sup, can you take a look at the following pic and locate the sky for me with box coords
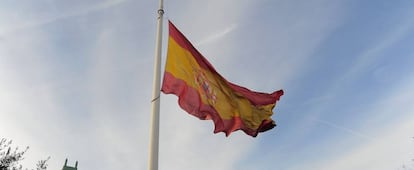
[1,0,414,169]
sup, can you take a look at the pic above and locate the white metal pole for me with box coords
[148,0,163,169]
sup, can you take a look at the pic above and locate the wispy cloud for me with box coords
[337,16,414,84]
[306,75,414,170]
[0,0,127,37]
[2,1,413,170]
[317,116,414,170]
[303,13,414,128]
[196,24,237,46]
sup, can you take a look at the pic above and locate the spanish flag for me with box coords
[162,21,284,137]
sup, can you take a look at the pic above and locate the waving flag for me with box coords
[161,21,284,137]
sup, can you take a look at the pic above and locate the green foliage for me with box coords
[0,138,48,170]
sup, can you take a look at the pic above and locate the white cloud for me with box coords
[0,27,72,169]
[0,1,142,169]
[2,1,412,170]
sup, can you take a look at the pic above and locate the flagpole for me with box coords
[148,0,163,169]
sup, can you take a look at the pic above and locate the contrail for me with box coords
[314,118,373,141]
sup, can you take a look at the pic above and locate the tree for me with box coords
[399,137,414,170]
[0,138,48,170]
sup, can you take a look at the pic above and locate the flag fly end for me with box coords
[162,21,284,137]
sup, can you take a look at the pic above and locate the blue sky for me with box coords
[1,0,414,169]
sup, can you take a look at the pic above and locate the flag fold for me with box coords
[161,21,284,137]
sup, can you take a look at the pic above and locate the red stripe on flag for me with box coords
[162,72,276,137]
[168,21,283,106]
[228,82,284,106]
